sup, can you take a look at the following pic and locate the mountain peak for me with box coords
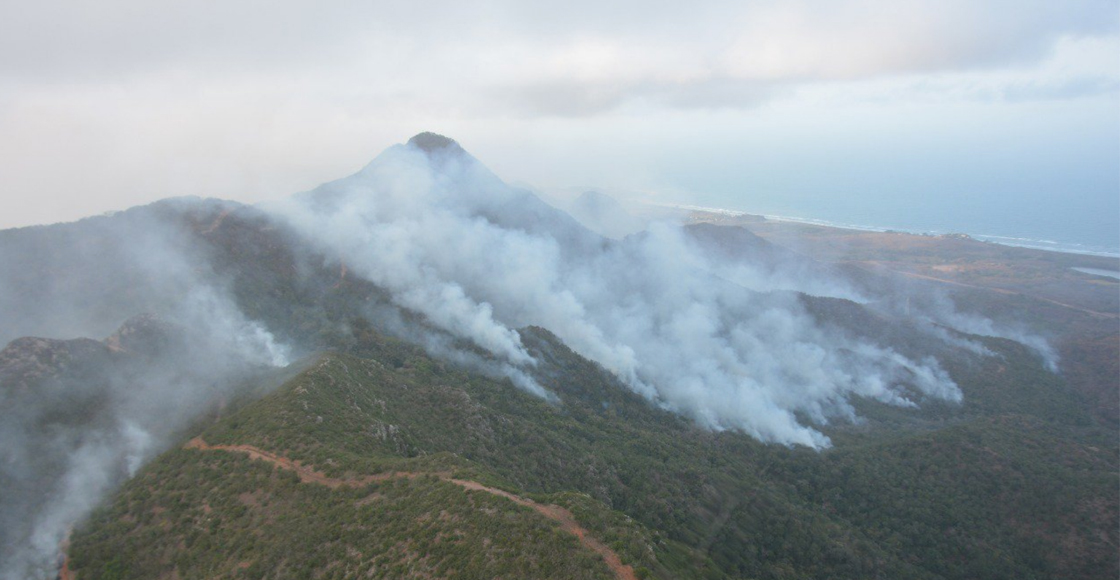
[407,132,462,154]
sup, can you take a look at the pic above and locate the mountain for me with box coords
[299,132,604,256]
[0,133,1116,579]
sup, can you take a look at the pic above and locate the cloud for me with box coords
[0,0,1115,236]
[2,0,1115,101]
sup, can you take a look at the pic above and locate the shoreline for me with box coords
[651,202,1120,260]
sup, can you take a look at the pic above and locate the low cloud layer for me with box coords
[2,0,1114,93]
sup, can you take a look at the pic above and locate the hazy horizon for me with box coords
[0,1,1116,251]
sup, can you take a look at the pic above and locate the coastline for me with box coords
[649,201,1120,260]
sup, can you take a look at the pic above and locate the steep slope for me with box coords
[0,335,121,575]
[68,348,688,579]
[70,320,1117,580]
[75,445,625,579]
[0,314,296,579]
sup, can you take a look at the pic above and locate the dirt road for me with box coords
[185,438,638,580]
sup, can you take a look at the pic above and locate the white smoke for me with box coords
[900,290,1059,372]
[1,133,1058,577]
[177,284,292,369]
[274,136,963,449]
[0,204,290,580]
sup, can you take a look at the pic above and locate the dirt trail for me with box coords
[450,479,637,580]
[185,438,637,580]
[184,438,429,488]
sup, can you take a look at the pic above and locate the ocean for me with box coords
[661,201,1120,259]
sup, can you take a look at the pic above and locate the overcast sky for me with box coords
[0,0,1117,244]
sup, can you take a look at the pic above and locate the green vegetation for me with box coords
[73,449,614,579]
[70,318,1118,579]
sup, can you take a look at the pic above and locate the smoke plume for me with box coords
[0,132,1059,577]
[0,205,289,580]
[274,134,964,449]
